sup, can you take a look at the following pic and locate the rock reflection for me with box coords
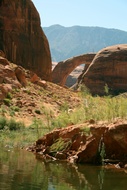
[0,147,127,190]
[36,154,127,190]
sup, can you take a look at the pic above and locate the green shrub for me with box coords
[4,98,11,106]
[60,102,69,112]
[81,126,91,136]
[7,119,24,131]
[35,109,41,114]
[9,106,20,116]
[79,84,91,96]
[50,138,71,154]
[51,112,71,128]
[0,117,7,130]
[0,106,7,116]
[6,92,12,99]
[11,106,20,112]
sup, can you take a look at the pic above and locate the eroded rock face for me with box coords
[103,123,127,160]
[0,0,52,81]
[28,120,127,165]
[52,53,95,86]
[0,55,48,100]
[78,44,127,95]
[0,56,21,99]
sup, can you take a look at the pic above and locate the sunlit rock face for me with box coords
[29,120,127,164]
[78,44,127,95]
[0,0,52,81]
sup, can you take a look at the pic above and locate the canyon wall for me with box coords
[0,0,52,81]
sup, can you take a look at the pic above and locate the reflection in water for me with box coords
[0,146,127,190]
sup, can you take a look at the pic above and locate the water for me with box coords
[0,146,127,190]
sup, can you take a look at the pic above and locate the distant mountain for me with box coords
[43,25,127,62]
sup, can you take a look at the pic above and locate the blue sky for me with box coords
[32,0,127,31]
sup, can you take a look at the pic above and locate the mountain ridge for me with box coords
[43,25,127,62]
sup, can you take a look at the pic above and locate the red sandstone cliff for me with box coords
[78,44,127,95]
[0,0,52,81]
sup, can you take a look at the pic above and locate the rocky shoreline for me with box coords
[27,119,127,169]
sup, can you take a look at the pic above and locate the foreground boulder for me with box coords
[28,120,127,165]
[0,0,52,81]
[78,44,127,95]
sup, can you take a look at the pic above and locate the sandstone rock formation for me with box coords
[0,56,21,100]
[28,119,127,165]
[0,0,52,81]
[52,53,95,86]
[15,66,27,87]
[78,44,127,95]
[0,54,48,100]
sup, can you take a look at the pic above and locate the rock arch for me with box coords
[78,44,127,95]
[52,53,95,86]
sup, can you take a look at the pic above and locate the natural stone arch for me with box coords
[78,44,127,95]
[52,53,95,86]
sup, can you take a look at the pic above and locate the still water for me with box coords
[0,146,127,190]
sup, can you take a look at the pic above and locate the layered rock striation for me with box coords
[0,0,52,81]
[78,44,127,95]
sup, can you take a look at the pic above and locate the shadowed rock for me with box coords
[0,0,52,81]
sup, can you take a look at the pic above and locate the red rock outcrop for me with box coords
[0,56,21,100]
[52,53,95,86]
[78,44,127,95]
[0,53,49,100]
[15,66,27,87]
[0,0,52,81]
[28,120,127,165]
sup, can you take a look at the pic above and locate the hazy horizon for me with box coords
[43,24,127,32]
[32,0,127,32]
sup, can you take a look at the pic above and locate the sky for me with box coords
[32,0,127,32]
